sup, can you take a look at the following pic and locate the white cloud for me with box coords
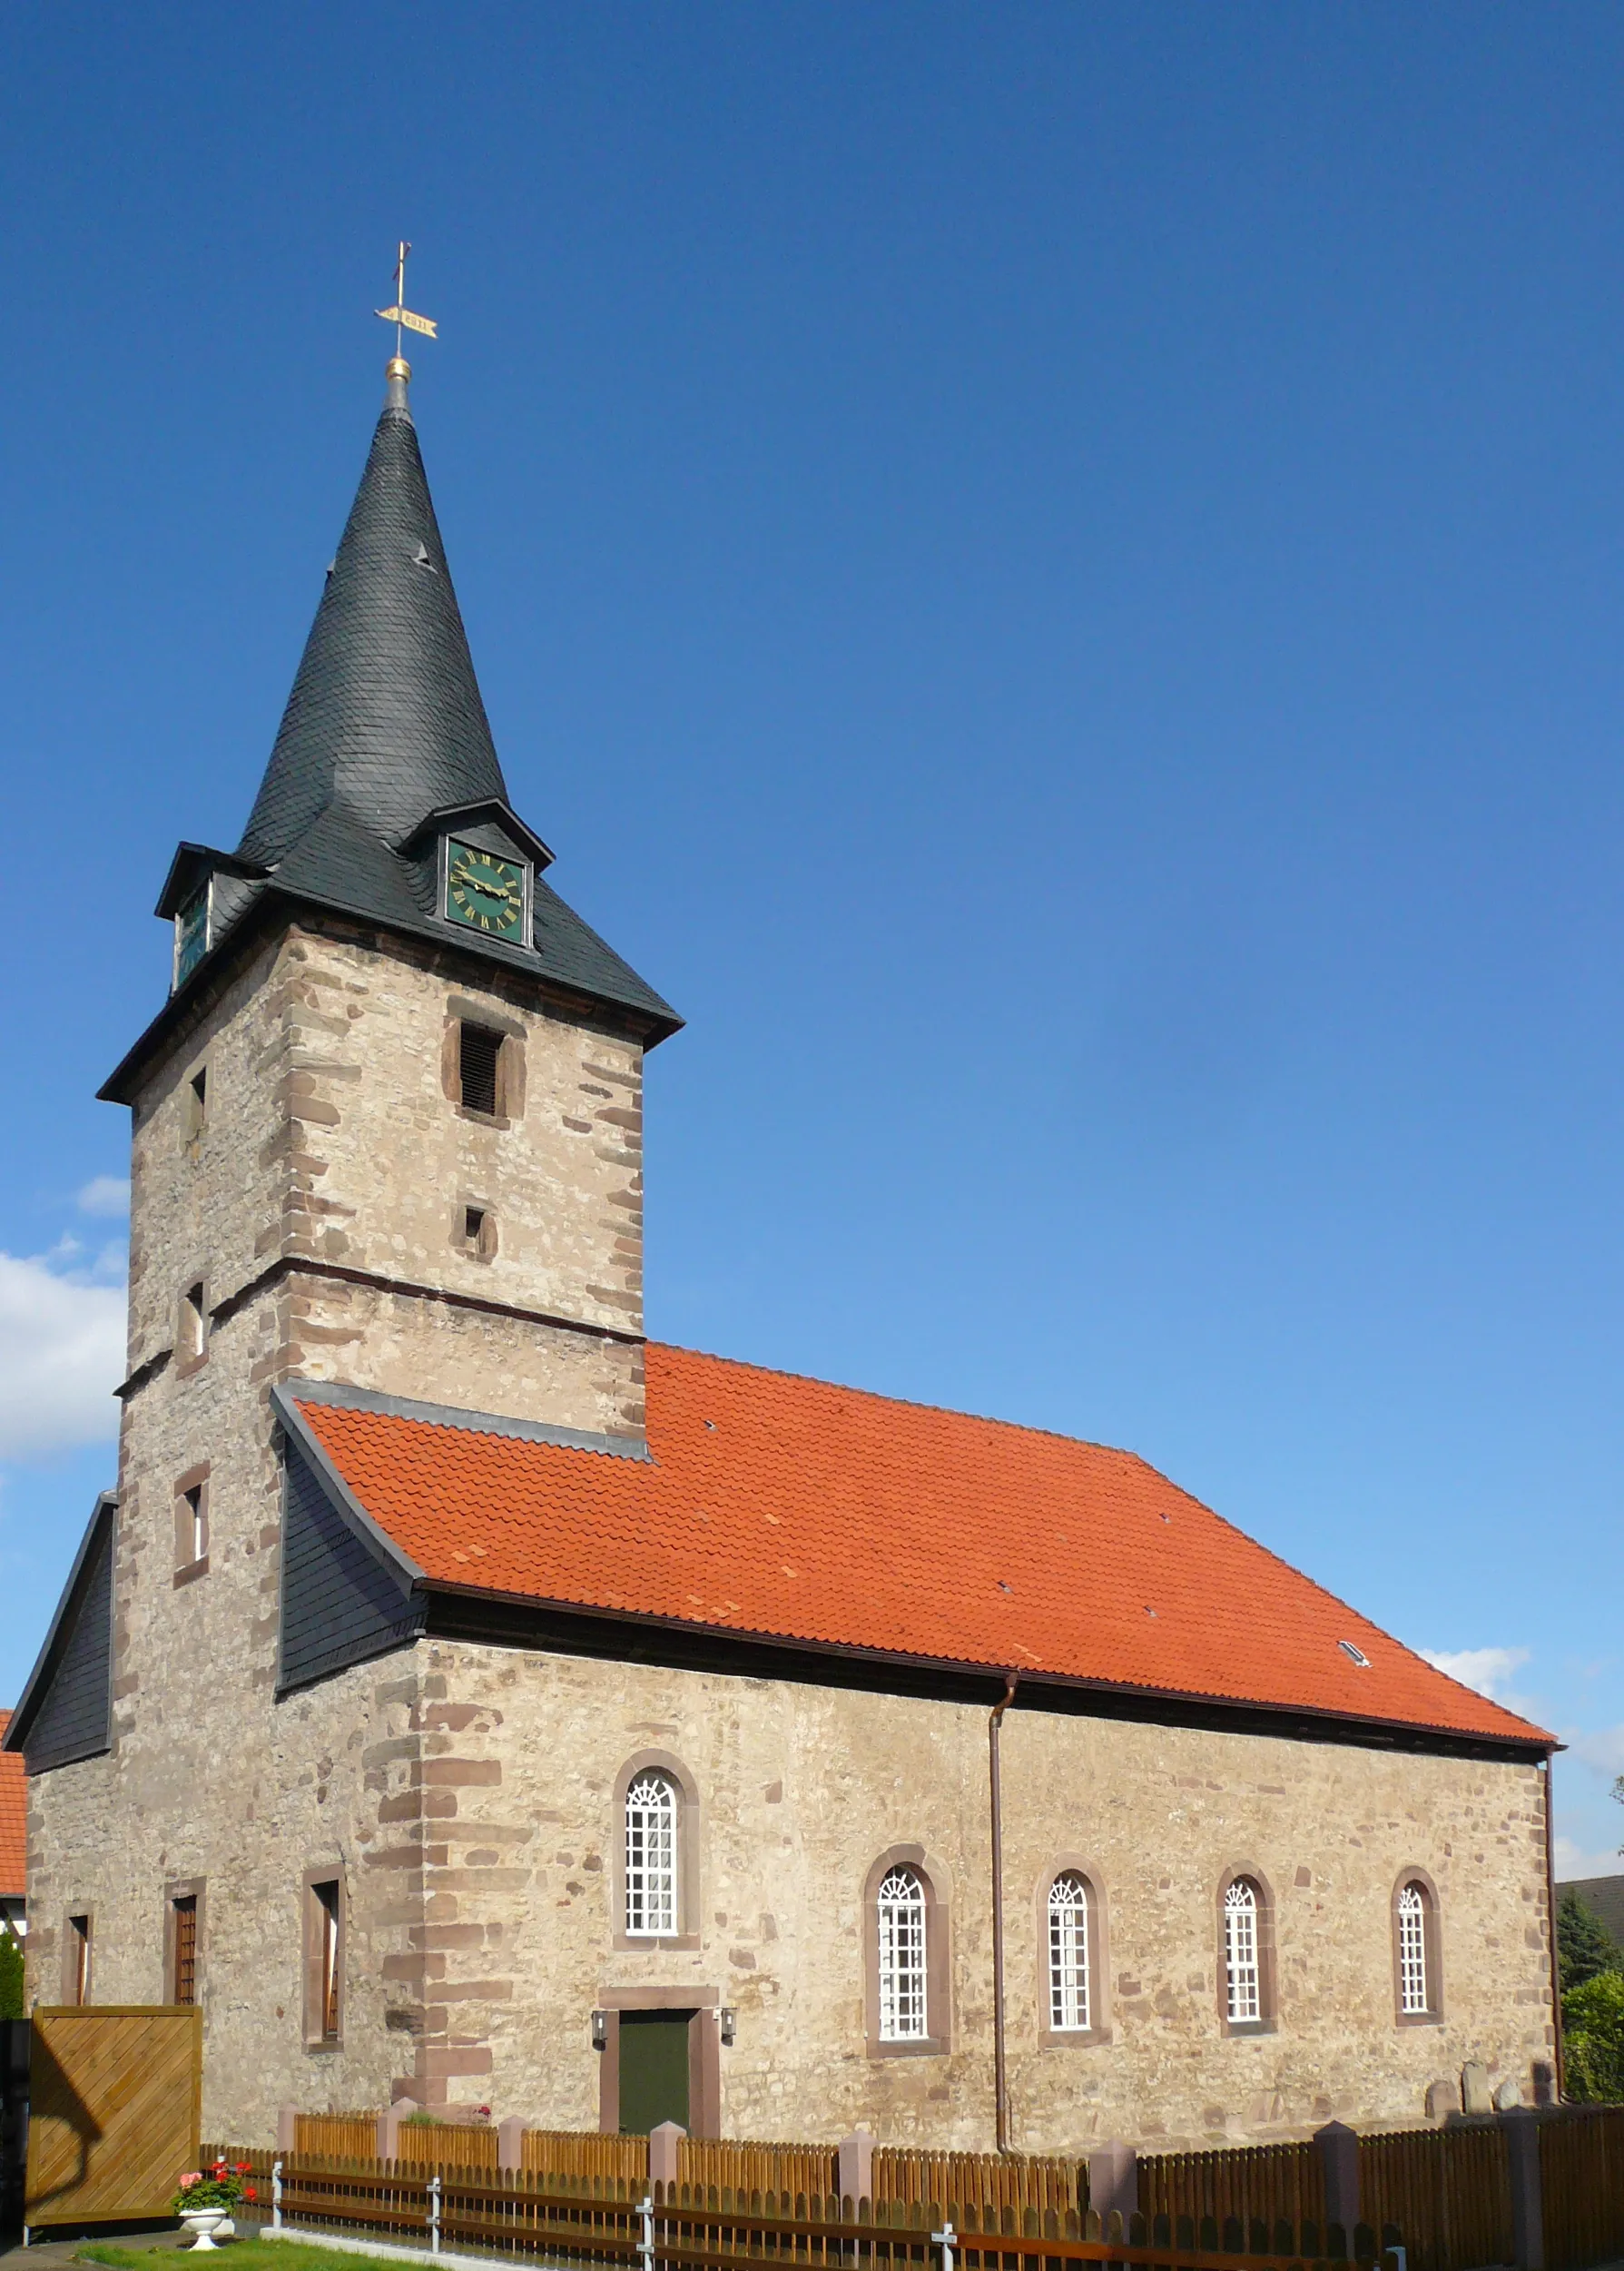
[0,1252,124,1457]
[1566,1725,1624,1779]
[76,1176,130,1219]
[1555,1835,1624,1882]
[1419,1644,1532,1703]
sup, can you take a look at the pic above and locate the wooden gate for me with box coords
[25,2004,202,2229]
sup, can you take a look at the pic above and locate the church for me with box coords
[8,341,1557,2155]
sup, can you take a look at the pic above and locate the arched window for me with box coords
[877,1866,928,2041]
[1393,1872,1441,2023]
[1397,1883,1428,2014]
[624,1771,676,1937]
[1224,1878,1261,2024]
[1048,1871,1090,2031]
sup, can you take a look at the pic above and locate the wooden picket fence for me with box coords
[219,2148,1393,2271]
[236,2102,1624,2271]
[292,2112,379,2160]
[1359,2120,1513,2271]
[873,2148,1084,2218]
[265,2128,1087,2218]
[1539,2104,1624,2271]
[1139,2145,1324,2236]
[524,2128,650,2186]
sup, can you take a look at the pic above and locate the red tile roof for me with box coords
[0,1713,25,1897]
[294,1345,1549,1749]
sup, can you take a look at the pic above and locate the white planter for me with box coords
[181,2207,230,2250]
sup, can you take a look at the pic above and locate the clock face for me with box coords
[445,838,527,941]
[174,885,210,989]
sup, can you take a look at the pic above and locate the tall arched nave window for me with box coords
[876,1866,928,2040]
[1224,1877,1262,2024]
[624,1770,677,1937]
[1048,1871,1091,2031]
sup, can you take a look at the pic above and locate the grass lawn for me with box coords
[80,2243,424,2271]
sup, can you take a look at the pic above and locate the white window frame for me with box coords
[1398,1881,1429,2015]
[1224,1878,1261,2024]
[877,1866,928,2041]
[625,1771,677,1937]
[1048,1871,1091,2031]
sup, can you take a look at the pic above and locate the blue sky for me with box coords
[2,3,1621,1871]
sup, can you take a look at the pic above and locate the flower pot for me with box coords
[181,2207,230,2249]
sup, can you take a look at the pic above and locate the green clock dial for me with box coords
[445,838,527,941]
[174,885,210,989]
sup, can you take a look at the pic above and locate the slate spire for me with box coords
[236,363,509,865]
[102,356,679,1107]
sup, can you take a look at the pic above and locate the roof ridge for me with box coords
[647,1339,1144,1462]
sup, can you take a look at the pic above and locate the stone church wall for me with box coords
[30,1614,1545,2150]
[403,1642,1551,2152]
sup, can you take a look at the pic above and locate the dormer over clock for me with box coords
[396,799,553,952]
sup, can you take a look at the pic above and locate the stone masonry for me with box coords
[27,1624,1553,2150]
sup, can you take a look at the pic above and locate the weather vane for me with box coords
[376,241,438,360]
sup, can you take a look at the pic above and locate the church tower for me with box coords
[8,349,680,2112]
[103,351,678,1459]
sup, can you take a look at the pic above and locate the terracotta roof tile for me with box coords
[294,1345,1548,1749]
[0,1713,25,1898]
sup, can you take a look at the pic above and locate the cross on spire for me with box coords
[375,240,438,364]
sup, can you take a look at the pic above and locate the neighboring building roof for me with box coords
[0,1714,25,1898]
[1558,1873,1624,1946]
[286,1344,1550,1752]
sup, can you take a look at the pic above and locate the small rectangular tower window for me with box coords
[184,1065,208,1146]
[457,1204,497,1260]
[65,1913,91,2005]
[184,1486,205,1563]
[458,1022,503,1117]
[171,1893,198,2005]
[173,1467,210,1582]
[179,1281,208,1370]
[304,1873,344,2047]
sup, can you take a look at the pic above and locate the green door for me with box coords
[617,2009,692,2136]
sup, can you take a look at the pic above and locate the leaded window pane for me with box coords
[1398,1883,1429,2014]
[1048,1871,1090,2031]
[877,1867,928,2041]
[1224,1879,1260,2024]
[625,1772,677,1936]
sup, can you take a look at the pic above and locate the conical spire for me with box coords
[237,374,508,865]
[101,360,680,1108]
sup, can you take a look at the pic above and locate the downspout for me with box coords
[1544,1747,1565,2100]
[989,1671,1019,2155]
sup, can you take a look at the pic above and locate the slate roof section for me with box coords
[290,1344,1551,1751]
[238,397,508,864]
[0,1715,23,1899]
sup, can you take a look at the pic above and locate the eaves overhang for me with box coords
[412,1573,1558,1767]
[5,1492,117,1753]
[99,871,683,1105]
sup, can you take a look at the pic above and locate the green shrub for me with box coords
[1564,1970,1624,2102]
[1559,1890,1621,1996]
[0,1926,22,2021]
